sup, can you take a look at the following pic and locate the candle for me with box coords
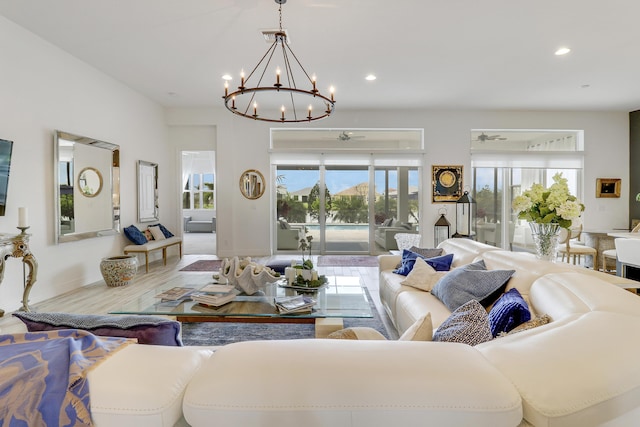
[231,95,236,109]
[240,70,245,88]
[281,105,285,120]
[224,81,228,96]
[18,207,28,228]
[311,74,317,91]
[330,86,335,102]
[276,67,281,85]
[253,102,257,116]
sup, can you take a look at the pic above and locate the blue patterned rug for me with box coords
[181,289,390,345]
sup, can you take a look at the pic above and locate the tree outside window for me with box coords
[183,173,215,210]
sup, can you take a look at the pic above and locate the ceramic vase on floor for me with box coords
[100,255,138,287]
[529,222,561,262]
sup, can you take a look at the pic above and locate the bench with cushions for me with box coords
[122,224,182,273]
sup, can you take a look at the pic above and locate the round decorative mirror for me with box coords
[78,167,103,197]
[239,169,265,200]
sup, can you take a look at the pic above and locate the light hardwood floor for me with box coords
[0,253,399,339]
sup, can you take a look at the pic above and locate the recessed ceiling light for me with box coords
[365,74,377,81]
[555,47,571,56]
[222,74,233,80]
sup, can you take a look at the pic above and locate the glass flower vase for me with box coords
[529,222,561,262]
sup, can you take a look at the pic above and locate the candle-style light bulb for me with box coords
[253,102,258,116]
[240,70,245,88]
[311,74,317,92]
[231,95,236,109]
[307,104,312,120]
[330,86,335,102]
[224,81,229,97]
[276,67,281,86]
[281,105,285,120]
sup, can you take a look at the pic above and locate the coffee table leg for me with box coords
[315,318,343,338]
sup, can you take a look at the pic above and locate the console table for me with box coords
[0,231,38,316]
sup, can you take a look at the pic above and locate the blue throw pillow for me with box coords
[149,223,174,238]
[123,225,147,245]
[488,288,531,337]
[431,266,515,312]
[393,250,453,276]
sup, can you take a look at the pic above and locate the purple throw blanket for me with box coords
[0,329,133,426]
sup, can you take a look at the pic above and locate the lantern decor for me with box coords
[434,207,451,247]
[452,190,477,239]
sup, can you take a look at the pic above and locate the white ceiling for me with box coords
[2,0,640,112]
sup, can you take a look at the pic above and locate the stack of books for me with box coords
[191,284,238,307]
[274,295,316,314]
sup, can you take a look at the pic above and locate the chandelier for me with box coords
[222,0,336,123]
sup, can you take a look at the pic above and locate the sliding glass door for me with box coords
[275,164,420,255]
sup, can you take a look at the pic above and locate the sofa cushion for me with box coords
[89,344,213,427]
[12,312,183,346]
[123,224,147,245]
[400,257,447,292]
[398,313,433,341]
[393,249,453,276]
[432,300,493,346]
[488,288,531,337]
[431,265,515,311]
[499,314,551,337]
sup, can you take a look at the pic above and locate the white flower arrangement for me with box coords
[512,173,585,229]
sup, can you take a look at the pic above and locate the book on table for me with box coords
[154,287,196,301]
[191,292,236,307]
[274,295,316,314]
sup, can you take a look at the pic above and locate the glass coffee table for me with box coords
[110,274,373,337]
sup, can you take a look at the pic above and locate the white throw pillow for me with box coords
[400,257,446,291]
[148,226,166,241]
[398,313,433,341]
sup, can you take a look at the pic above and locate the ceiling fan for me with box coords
[324,131,366,141]
[473,132,507,142]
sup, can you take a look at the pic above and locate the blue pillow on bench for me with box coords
[13,312,183,346]
[124,225,148,245]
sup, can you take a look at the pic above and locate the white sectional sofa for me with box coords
[77,238,640,426]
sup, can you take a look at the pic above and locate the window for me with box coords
[471,130,583,250]
[183,173,215,210]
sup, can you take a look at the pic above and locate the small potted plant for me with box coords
[284,233,328,289]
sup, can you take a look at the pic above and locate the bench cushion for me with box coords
[124,225,147,245]
[124,236,182,252]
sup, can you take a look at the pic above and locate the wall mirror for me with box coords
[239,169,265,199]
[55,130,120,243]
[78,167,103,197]
[137,160,159,222]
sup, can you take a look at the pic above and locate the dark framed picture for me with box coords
[432,165,463,202]
[596,178,621,198]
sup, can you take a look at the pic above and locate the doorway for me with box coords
[181,150,216,255]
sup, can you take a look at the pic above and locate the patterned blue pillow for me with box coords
[123,225,147,245]
[488,288,531,337]
[431,267,515,311]
[393,250,453,276]
[149,223,174,238]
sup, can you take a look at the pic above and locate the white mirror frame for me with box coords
[137,160,159,222]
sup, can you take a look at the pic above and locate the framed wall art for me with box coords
[596,178,621,198]
[432,165,463,202]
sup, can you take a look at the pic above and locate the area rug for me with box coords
[179,259,223,272]
[317,255,378,267]
[181,289,390,346]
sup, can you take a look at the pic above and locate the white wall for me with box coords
[0,16,171,312]
[167,108,629,255]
